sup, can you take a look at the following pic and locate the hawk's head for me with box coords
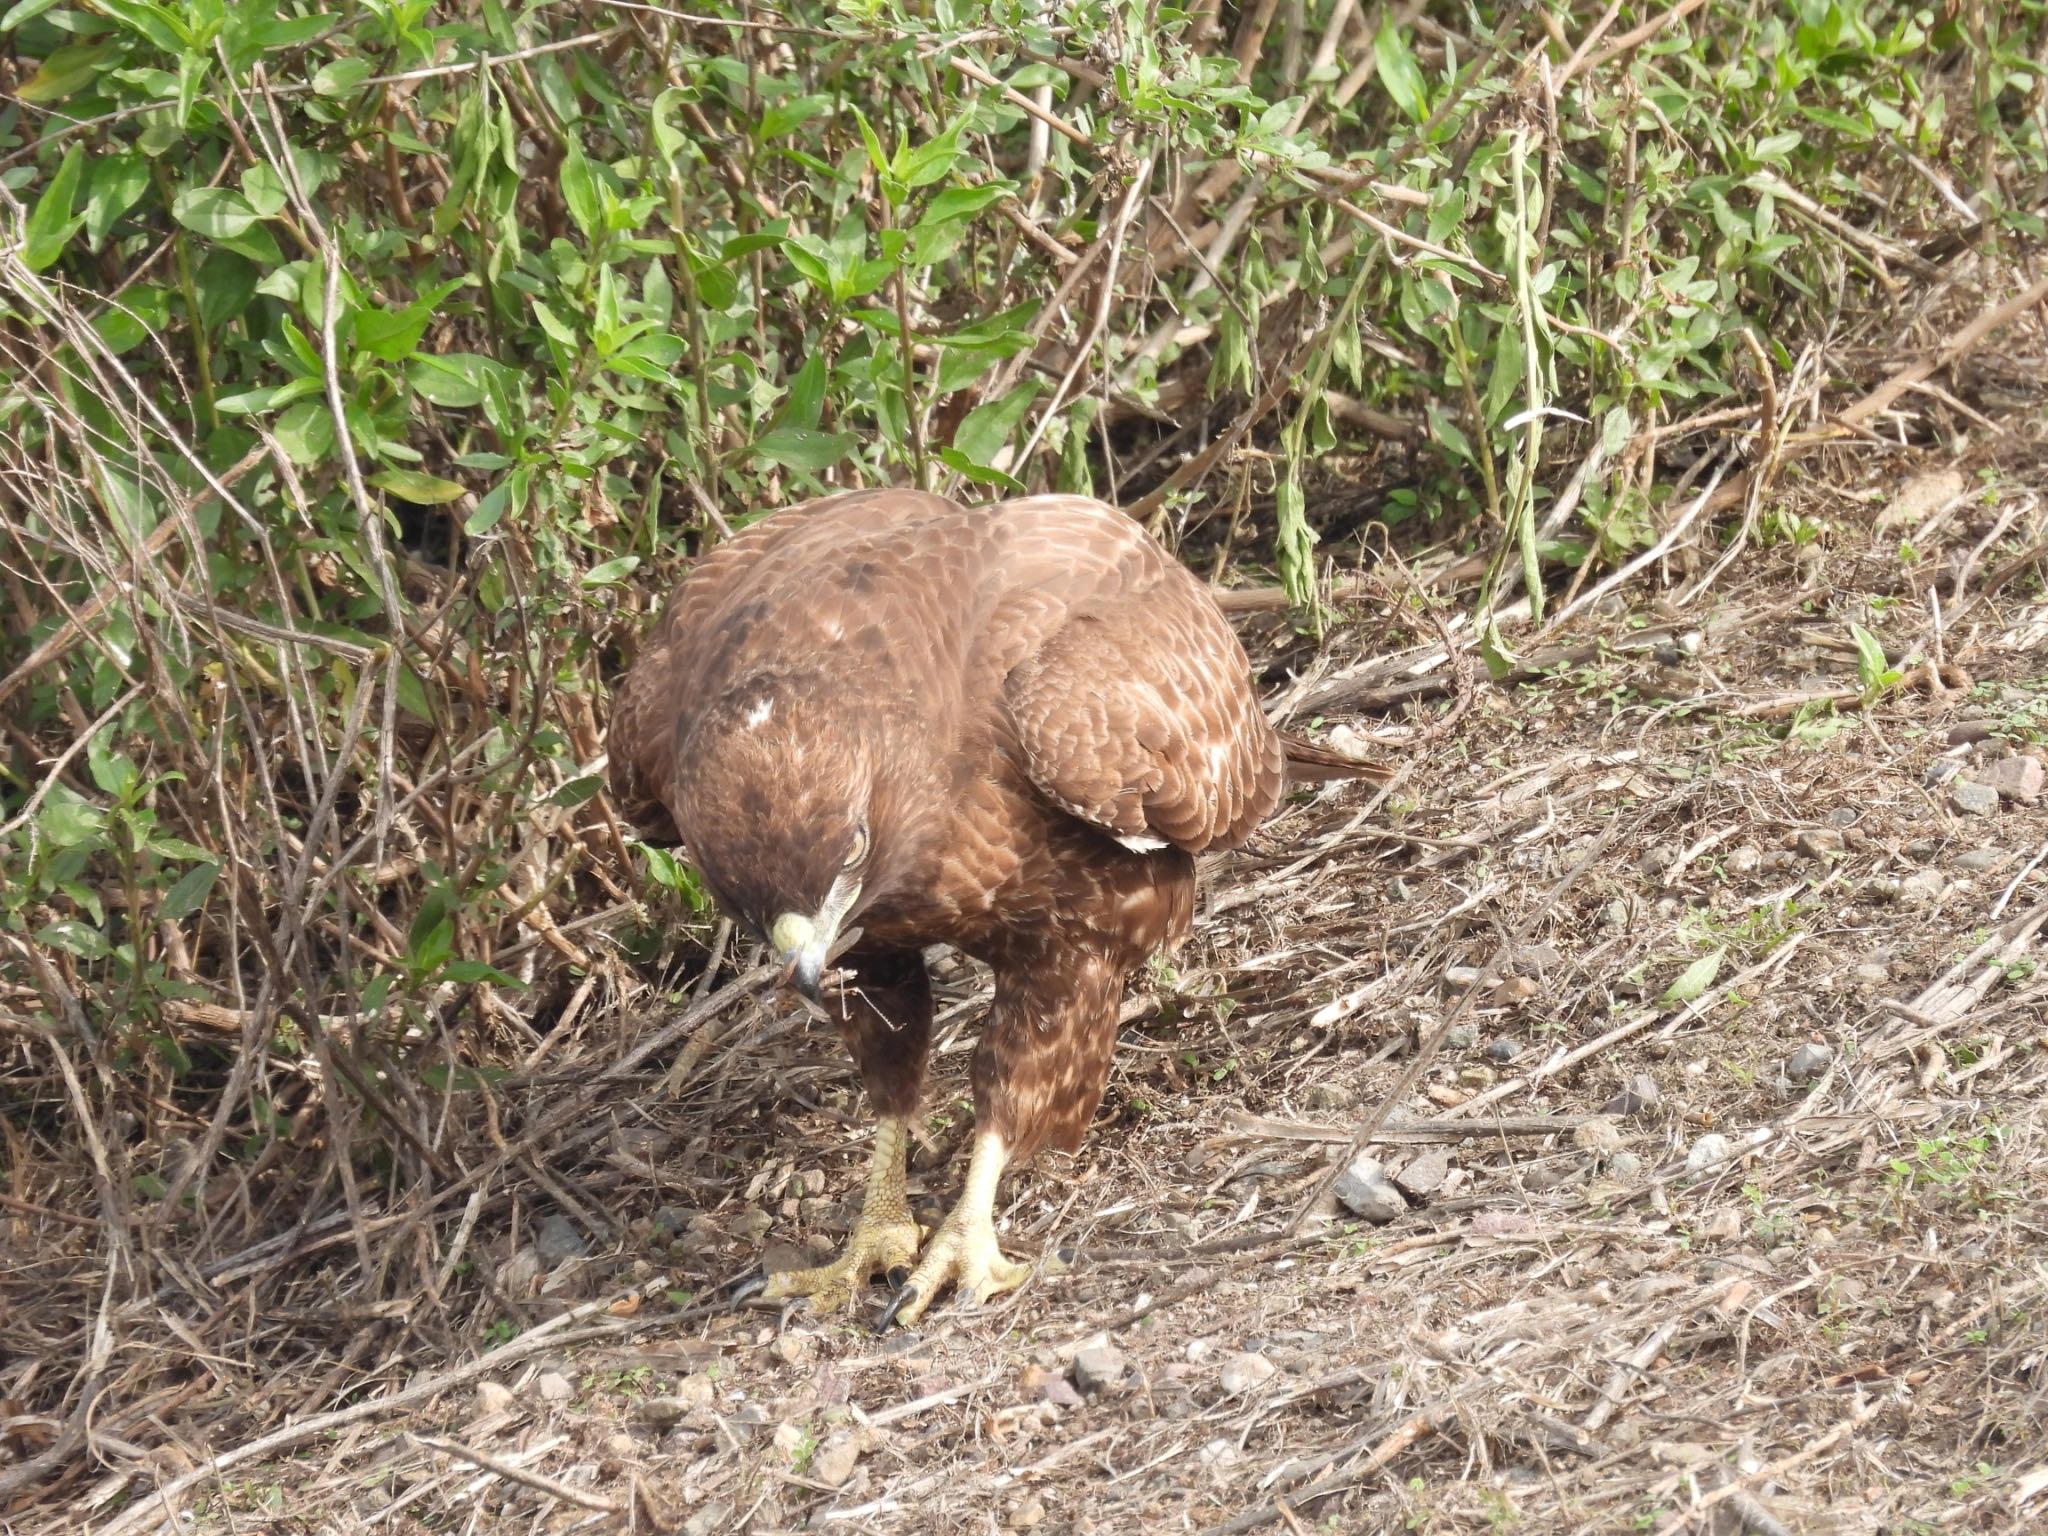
[673,670,904,1000]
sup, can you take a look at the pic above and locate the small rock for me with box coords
[1444,1022,1479,1052]
[1010,1493,1048,1527]
[535,1213,587,1264]
[1699,1207,1742,1243]
[1070,1336,1126,1395]
[1522,1160,1577,1192]
[1457,1065,1496,1088]
[1955,846,2009,873]
[650,1205,694,1238]
[1333,1155,1408,1224]
[1899,869,1945,906]
[1485,1038,1522,1064]
[1599,898,1631,932]
[1640,844,1681,881]
[1973,754,2044,803]
[497,1246,543,1298]
[730,1207,773,1241]
[1574,1117,1624,1157]
[473,1380,515,1417]
[771,1422,808,1458]
[1219,1352,1278,1395]
[1795,828,1844,860]
[770,1332,815,1367]
[1601,1073,1662,1117]
[1947,718,2000,746]
[1608,1151,1644,1180]
[1726,846,1761,877]
[1904,837,1940,861]
[1826,806,1861,828]
[1685,1133,1733,1179]
[1393,1147,1452,1198]
[682,1502,733,1536]
[812,1432,863,1488]
[1507,943,1565,976]
[1303,1081,1352,1112]
[1785,1042,1833,1082]
[1443,966,1484,991]
[535,1371,576,1405]
[1387,877,1415,903]
[1925,758,1962,789]
[1493,975,1539,1004]
[1949,779,2000,817]
[635,1395,694,1427]
[1851,962,1891,988]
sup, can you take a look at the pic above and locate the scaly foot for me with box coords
[762,1116,921,1314]
[881,1131,1028,1327]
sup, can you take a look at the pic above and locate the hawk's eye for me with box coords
[844,822,870,868]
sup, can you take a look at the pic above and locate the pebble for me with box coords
[1607,1151,1644,1180]
[1685,1133,1733,1178]
[1220,1352,1278,1395]
[1010,1494,1048,1527]
[1334,1154,1408,1224]
[812,1433,863,1488]
[1388,877,1415,903]
[1955,847,2009,873]
[1785,1042,1834,1082]
[1726,846,1761,877]
[1949,779,2000,817]
[730,1207,773,1241]
[1826,806,1861,828]
[1974,754,2044,802]
[1640,844,1680,881]
[1070,1337,1127,1394]
[1851,962,1891,988]
[1485,1038,1522,1064]
[474,1380,515,1417]
[1444,1022,1479,1051]
[1794,828,1844,860]
[1303,1081,1351,1112]
[1904,837,1940,861]
[1948,718,2000,746]
[650,1205,694,1238]
[1599,898,1631,931]
[1393,1146,1452,1198]
[1457,1065,1496,1088]
[770,1332,815,1367]
[1507,943,1565,976]
[1699,1207,1742,1243]
[1601,1073,1661,1117]
[1443,966,1484,991]
[535,1371,576,1405]
[682,1502,733,1536]
[1899,869,1945,906]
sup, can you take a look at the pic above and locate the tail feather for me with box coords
[1279,732,1392,784]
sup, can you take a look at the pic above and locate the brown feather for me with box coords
[607,491,1372,1161]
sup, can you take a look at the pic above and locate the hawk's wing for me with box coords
[1003,573,1285,855]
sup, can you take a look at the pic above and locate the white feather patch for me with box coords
[744,698,773,728]
[1115,833,1169,853]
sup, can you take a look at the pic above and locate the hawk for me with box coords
[609,491,1374,1325]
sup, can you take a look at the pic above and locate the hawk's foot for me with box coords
[880,1131,1026,1328]
[761,1116,919,1314]
[761,1212,922,1313]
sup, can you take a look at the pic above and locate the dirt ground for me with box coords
[20,441,2048,1536]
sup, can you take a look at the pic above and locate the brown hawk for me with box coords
[609,491,1375,1325]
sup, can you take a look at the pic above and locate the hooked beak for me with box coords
[771,910,836,1002]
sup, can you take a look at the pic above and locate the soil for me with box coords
[11,446,2048,1535]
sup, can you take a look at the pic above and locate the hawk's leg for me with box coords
[762,1115,922,1311]
[880,1130,1028,1328]
[764,947,932,1313]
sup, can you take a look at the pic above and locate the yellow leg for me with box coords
[762,1117,922,1313]
[882,1131,1030,1327]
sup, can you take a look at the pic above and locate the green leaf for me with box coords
[441,960,524,986]
[921,182,1014,225]
[273,398,336,465]
[582,555,641,588]
[1847,622,1899,698]
[171,186,259,239]
[37,920,109,960]
[752,426,855,473]
[650,85,692,165]
[779,350,827,432]
[1662,948,1725,1006]
[547,773,604,808]
[951,380,1040,468]
[371,468,467,504]
[23,144,87,272]
[95,0,189,52]
[560,139,601,241]
[1374,21,1428,121]
[38,786,107,849]
[158,861,220,922]
[408,352,498,408]
[239,162,290,217]
[85,152,150,248]
[312,56,370,97]
[15,43,116,103]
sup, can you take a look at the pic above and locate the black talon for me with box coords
[723,1270,769,1307]
[884,1264,912,1290]
[876,1283,920,1332]
[1056,1246,1078,1266]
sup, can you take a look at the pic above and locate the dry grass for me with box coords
[8,404,2048,1531]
